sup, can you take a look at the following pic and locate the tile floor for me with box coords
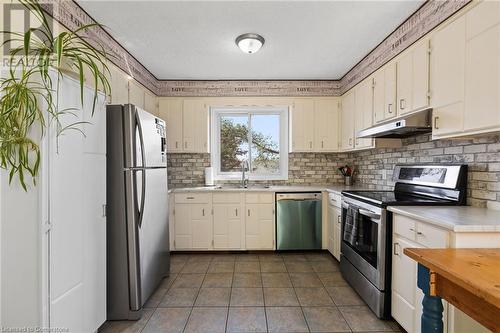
[100,252,402,333]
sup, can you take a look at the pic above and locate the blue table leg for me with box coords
[417,264,444,333]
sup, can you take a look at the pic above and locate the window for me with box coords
[211,107,289,180]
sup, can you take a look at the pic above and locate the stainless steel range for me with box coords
[340,164,468,319]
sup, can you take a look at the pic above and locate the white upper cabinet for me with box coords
[128,81,145,109]
[290,98,340,152]
[354,78,374,149]
[341,90,355,151]
[373,62,398,123]
[144,91,157,116]
[397,38,430,115]
[158,98,184,152]
[464,1,500,133]
[314,99,340,151]
[182,99,209,153]
[430,15,466,137]
[109,66,129,105]
[291,99,315,151]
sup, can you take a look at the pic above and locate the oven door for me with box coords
[341,197,387,290]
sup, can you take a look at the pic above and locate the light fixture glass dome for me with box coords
[236,33,265,54]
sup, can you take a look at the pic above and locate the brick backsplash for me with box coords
[167,134,500,209]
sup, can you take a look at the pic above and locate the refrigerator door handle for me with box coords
[135,112,147,228]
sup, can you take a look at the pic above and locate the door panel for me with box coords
[384,63,397,120]
[413,39,430,111]
[174,204,192,249]
[158,99,183,152]
[397,52,413,115]
[314,99,339,151]
[341,91,355,150]
[291,99,314,151]
[138,168,169,305]
[213,204,242,249]
[373,69,385,123]
[183,99,208,152]
[192,204,212,249]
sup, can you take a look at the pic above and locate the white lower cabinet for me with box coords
[171,191,275,251]
[391,213,491,333]
[327,192,341,261]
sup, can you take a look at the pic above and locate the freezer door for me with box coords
[135,107,166,168]
[136,167,170,305]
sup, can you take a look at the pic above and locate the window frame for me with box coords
[210,106,289,181]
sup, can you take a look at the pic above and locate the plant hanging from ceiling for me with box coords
[0,0,111,190]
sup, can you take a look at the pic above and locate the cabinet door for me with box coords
[128,81,145,109]
[430,16,466,137]
[373,69,385,124]
[109,66,129,105]
[341,91,355,150]
[333,208,341,261]
[464,2,500,133]
[354,79,373,149]
[327,206,336,255]
[191,204,213,249]
[183,99,209,153]
[384,62,397,120]
[291,99,314,151]
[245,204,274,250]
[174,204,192,249]
[144,91,157,116]
[397,51,413,115]
[158,99,183,152]
[213,204,242,249]
[412,39,430,111]
[391,235,417,333]
[314,99,340,151]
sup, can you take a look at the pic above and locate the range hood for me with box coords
[357,109,432,138]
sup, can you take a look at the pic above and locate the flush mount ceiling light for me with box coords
[235,33,265,54]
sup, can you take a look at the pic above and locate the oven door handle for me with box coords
[358,208,381,221]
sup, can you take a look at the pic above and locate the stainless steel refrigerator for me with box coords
[106,104,170,320]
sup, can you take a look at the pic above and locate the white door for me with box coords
[384,63,397,120]
[373,69,385,124]
[327,206,335,255]
[245,204,274,250]
[341,91,355,150]
[291,99,314,151]
[191,204,213,249]
[174,204,192,249]
[213,204,242,249]
[183,99,208,152]
[314,99,340,151]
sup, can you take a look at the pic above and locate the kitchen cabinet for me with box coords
[391,213,492,333]
[396,38,430,115]
[182,99,209,153]
[128,80,145,109]
[245,193,275,250]
[174,193,213,250]
[354,78,374,149]
[327,192,341,261]
[430,15,466,137]
[291,98,340,152]
[373,62,398,124]
[144,90,157,116]
[158,98,184,152]
[341,90,355,150]
[314,99,340,151]
[291,99,315,151]
[464,1,500,133]
[213,193,244,249]
[109,66,129,104]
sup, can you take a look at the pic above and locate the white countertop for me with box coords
[170,184,371,195]
[388,206,500,232]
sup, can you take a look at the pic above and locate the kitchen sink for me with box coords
[214,184,271,190]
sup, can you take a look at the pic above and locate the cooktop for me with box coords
[342,190,456,207]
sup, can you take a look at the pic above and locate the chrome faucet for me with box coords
[241,160,249,188]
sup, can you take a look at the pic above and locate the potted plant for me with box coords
[0,0,111,190]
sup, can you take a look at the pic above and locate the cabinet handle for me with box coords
[202,208,205,216]
[393,242,400,256]
[356,138,359,146]
[349,138,352,146]
[337,215,341,224]
[309,141,312,149]
[321,141,324,148]
[175,141,178,149]
[434,116,440,130]
[248,209,250,217]
[186,196,194,200]
[235,208,238,216]
[388,103,393,114]
[399,98,406,110]
[102,204,107,217]
[184,141,187,149]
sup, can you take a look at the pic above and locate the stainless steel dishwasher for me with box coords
[276,192,322,250]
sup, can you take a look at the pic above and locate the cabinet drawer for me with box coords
[393,214,417,241]
[213,193,242,204]
[328,193,341,208]
[175,193,211,204]
[416,222,448,248]
[245,192,274,204]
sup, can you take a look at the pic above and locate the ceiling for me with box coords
[77,1,424,80]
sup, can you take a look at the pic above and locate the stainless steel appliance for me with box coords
[276,192,322,250]
[357,109,432,138]
[340,164,467,319]
[106,104,170,320]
